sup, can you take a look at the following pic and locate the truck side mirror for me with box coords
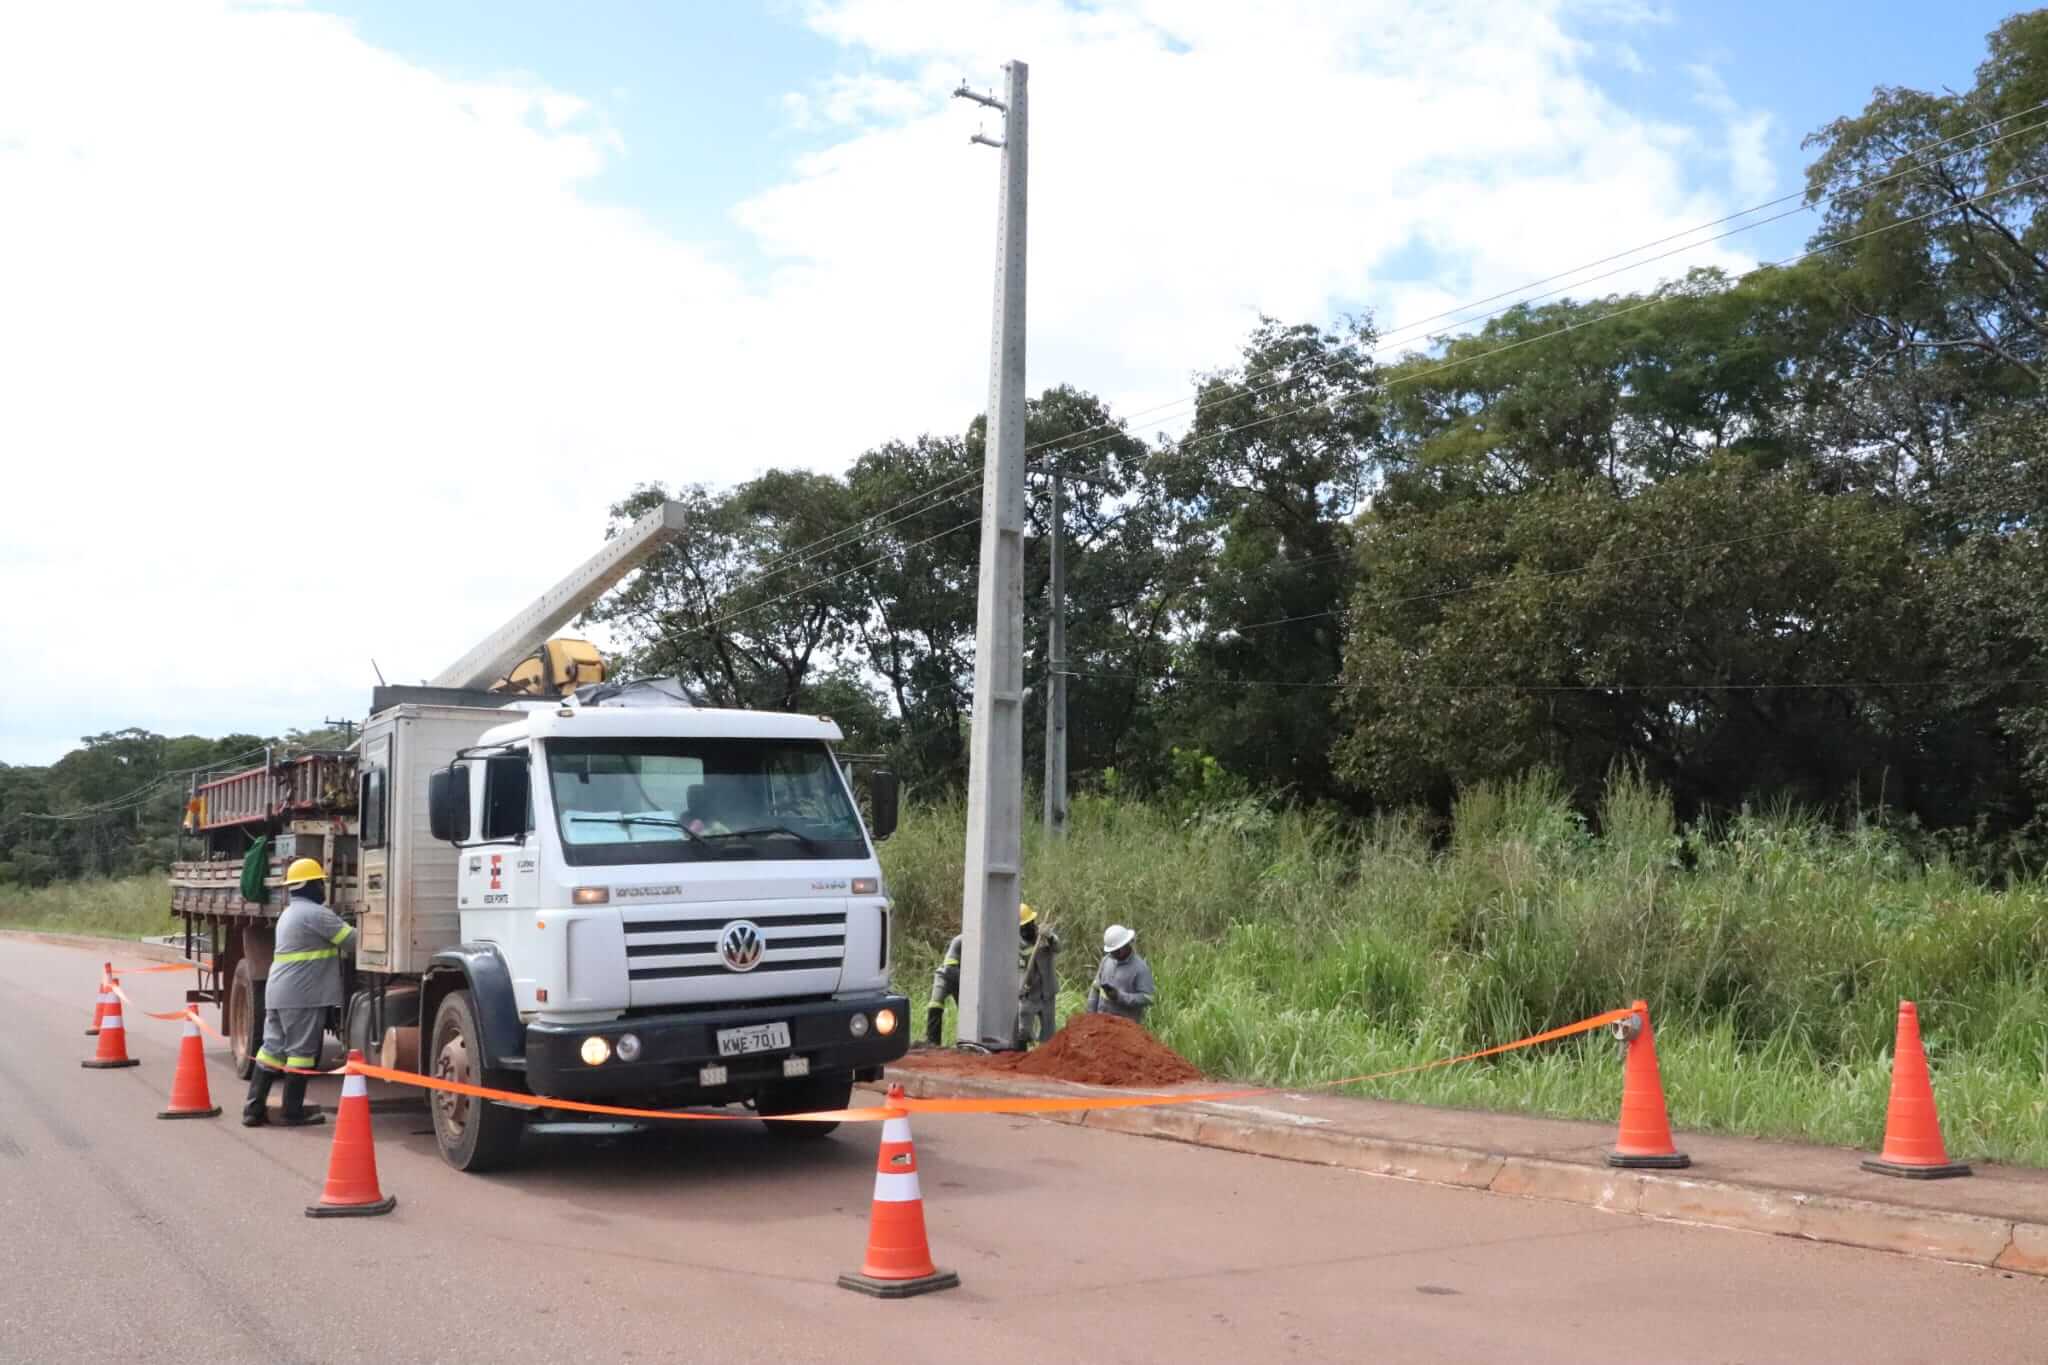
[428,766,470,844]
[867,769,899,842]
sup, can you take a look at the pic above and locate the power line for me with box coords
[673,145,2046,649]
[1055,670,2048,694]
[16,745,271,824]
[702,166,2048,639]
[1016,102,2048,470]
[1222,525,1827,635]
[699,105,2048,605]
[695,516,982,634]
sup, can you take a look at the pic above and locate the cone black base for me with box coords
[82,1058,140,1070]
[1608,1151,1690,1169]
[837,1268,959,1298]
[159,1106,222,1120]
[306,1195,397,1219]
[85,1028,100,1036]
[1861,1157,1971,1180]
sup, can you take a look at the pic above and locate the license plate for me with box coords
[717,1022,791,1057]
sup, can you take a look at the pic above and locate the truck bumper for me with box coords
[525,993,910,1103]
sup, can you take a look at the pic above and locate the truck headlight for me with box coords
[849,1013,870,1038]
[580,1036,610,1066]
[616,1032,642,1062]
[874,1008,897,1036]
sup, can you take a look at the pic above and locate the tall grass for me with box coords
[883,768,2048,1164]
[0,876,178,939]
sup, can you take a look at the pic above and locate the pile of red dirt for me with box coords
[895,1013,1202,1088]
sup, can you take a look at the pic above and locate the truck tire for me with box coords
[227,959,264,1080]
[429,990,526,1173]
[758,1072,854,1139]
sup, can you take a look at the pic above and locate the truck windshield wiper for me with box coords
[701,823,824,852]
[569,812,717,851]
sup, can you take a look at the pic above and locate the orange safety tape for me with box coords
[108,984,343,1069]
[348,1061,901,1124]
[341,1006,1637,1126]
[104,981,1636,1126]
[109,961,212,975]
[893,1005,1638,1116]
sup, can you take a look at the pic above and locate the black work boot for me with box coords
[276,1072,326,1127]
[242,1066,275,1126]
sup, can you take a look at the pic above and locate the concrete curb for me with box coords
[1,930,191,965]
[885,1067,2045,1279]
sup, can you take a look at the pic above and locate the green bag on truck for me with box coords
[239,836,270,906]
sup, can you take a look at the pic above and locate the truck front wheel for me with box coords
[429,989,525,1172]
[758,1072,854,1139]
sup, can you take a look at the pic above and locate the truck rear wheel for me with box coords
[227,959,262,1080]
[430,989,525,1172]
[758,1073,854,1139]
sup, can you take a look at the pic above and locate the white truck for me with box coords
[170,502,909,1170]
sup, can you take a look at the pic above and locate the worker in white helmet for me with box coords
[1086,923,1155,1026]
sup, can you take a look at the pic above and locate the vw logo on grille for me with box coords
[720,921,764,972]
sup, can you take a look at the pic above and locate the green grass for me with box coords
[0,876,179,940]
[882,768,2048,1165]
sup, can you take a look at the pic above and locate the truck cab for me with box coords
[408,688,909,1169]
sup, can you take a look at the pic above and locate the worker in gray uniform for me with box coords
[1014,904,1059,1047]
[926,903,1047,1047]
[242,857,354,1127]
[1086,923,1156,1026]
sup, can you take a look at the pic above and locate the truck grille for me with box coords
[624,910,847,982]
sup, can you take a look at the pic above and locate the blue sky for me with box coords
[0,0,2030,765]
[330,0,2025,278]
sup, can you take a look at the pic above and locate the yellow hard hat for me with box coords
[1019,903,1037,926]
[284,857,326,887]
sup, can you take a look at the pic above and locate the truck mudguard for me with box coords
[427,944,526,1071]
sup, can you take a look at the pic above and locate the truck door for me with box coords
[357,733,391,966]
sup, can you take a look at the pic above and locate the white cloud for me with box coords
[0,0,1772,764]
[1688,61,1775,198]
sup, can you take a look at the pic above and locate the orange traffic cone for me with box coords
[306,1051,397,1218]
[1608,999,1688,1169]
[838,1085,959,1298]
[157,1012,222,1119]
[81,979,140,1069]
[86,965,113,1036]
[1862,1001,1970,1180]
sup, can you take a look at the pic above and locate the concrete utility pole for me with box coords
[1043,473,1068,838]
[954,61,1028,1048]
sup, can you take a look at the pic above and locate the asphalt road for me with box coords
[2,937,2041,1364]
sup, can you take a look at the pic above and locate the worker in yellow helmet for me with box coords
[1014,903,1059,1047]
[925,902,1053,1047]
[242,858,354,1127]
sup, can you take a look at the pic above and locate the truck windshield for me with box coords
[545,737,869,867]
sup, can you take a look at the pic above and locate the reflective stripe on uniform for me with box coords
[284,1055,318,1070]
[273,947,338,964]
[329,924,354,946]
[256,1049,286,1068]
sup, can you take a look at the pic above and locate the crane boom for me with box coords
[429,500,687,691]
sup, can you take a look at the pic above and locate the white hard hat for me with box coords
[1103,924,1135,953]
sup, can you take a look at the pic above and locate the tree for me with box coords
[1144,318,1382,801]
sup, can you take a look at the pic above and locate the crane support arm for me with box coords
[429,500,687,691]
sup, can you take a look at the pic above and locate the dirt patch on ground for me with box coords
[895,1013,1203,1088]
